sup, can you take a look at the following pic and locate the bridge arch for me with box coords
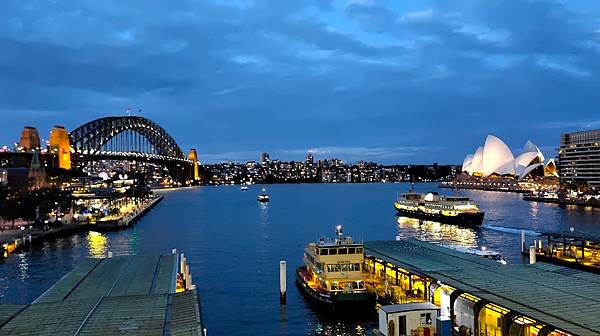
[69,116,186,160]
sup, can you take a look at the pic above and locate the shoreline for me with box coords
[0,196,164,259]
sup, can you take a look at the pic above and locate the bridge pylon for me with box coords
[49,126,71,170]
[187,149,200,181]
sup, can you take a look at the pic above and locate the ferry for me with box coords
[257,188,269,202]
[439,244,507,264]
[296,226,376,313]
[240,185,248,191]
[394,192,484,226]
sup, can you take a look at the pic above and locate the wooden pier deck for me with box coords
[0,253,203,335]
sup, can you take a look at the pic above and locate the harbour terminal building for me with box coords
[558,129,600,187]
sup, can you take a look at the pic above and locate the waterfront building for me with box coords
[306,152,314,165]
[558,129,600,187]
[0,168,7,187]
[462,135,556,180]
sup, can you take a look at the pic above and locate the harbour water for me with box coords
[1,183,600,335]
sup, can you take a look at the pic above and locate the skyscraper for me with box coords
[558,129,600,187]
[261,152,270,165]
[306,152,314,165]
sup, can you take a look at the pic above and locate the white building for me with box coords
[462,135,556,180]
[377,302,440,336]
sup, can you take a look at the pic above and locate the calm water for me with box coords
[1,183,600,335]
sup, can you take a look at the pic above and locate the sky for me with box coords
[1,0,600,164]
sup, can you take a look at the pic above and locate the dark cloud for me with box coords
[0,0,599,163]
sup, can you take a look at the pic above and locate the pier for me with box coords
[0,251,204,335]
[525,231,600,273]
[0,196,164,259]
[364,238,600,336]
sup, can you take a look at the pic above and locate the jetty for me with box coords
[1,195,163,258]
[364,238,600,336]
[0,251,204,335]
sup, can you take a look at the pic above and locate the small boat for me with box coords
[240,185,248,191]
[296,226,376,314]
[440,244,507,264]
[394,192,484,226]
[257,188,269,202]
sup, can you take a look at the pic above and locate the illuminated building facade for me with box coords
[558,129,600,187]
[187,148,200,180]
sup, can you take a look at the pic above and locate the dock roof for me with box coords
[365,239,600,336]
[0,254,203,336]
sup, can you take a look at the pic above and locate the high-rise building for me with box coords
[261,152,270,165]
[306,152,314,165]
[558,129,600,187]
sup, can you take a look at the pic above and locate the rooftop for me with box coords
[365,239,600,336]
[380,302,440,314]
[0,254,203,336]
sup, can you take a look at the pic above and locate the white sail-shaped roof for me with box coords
[522,140,545,162]
[471,146,484,175]
[515,151,540,173]
[481,135,515,177]
[519,163,543,180]
[462,154,474,173]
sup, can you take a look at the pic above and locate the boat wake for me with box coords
[481,224,541,236]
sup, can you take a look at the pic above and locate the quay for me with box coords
[0,195,164,259]
[525,231,600,273]
[523,195,600,209]
[0,251,204,335]
[364,238,600,336]
[439,181,529,193]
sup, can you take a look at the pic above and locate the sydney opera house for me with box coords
[461,135,557,180]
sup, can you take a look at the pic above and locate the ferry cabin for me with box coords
[304,241,366,292]
[396,194,480,216]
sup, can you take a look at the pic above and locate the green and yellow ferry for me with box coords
[296,226,376,313]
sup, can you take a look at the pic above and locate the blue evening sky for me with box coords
[1,0,599,164]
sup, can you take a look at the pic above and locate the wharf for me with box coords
[0,196,163,258]
[523,195,600,208]
[0,252,203,335]
[364,238,600,336]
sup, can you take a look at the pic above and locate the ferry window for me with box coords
[320,248,329,255]
[353,263,361,271]
[338,248,347,255]
[329,248,337,255]
[334,265,341,272]
[341,264,349,272]
[331,283,338,290]
[351,282,359,289]
[357,281,364,289]
[356,248,363,254]
[348,247,356,254]
[327,265,334,273]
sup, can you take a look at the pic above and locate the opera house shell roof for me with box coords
[462,135,557,180]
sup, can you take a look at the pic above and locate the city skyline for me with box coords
[2,0,600,163]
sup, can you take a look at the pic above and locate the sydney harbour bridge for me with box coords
[4,116,201,184]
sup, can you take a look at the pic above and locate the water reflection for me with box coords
[17,253,29,280]
[86,231,108,258]
[396,216,478,248]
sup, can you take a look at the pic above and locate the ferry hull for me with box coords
[395,204,484,227]
[295,268,376,314]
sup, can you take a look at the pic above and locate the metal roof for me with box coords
[365,239,600,336]
[380,302,439,314]
[0,254,203,336]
